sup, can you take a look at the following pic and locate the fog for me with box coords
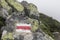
[17,0,60,22]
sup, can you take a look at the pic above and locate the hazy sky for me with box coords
[17,0,60,22]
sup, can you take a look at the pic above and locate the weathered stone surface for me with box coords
[32,32,54,40]
[0,0,11,11]
[27,18,39,32]
[1,32,14,40]
[6,0,24,12]
[0,0,54,40]
[21,1,29,8]
[53,32,60,40]
[28,3,37,12]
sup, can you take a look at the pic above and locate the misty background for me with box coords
[18,0,60,22]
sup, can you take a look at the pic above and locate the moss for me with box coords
[6,0,24,12]
[28,3,38,12]
[2,32,14,40]
[28,18,39,32]
[0,0,11,11]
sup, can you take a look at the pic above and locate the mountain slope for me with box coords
[40,13,60,38]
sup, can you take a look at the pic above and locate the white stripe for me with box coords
[16,29,31,33]
[16,23,31,26]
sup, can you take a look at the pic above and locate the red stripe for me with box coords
[16,26,31,30]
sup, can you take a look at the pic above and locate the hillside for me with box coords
[40,13,60,37]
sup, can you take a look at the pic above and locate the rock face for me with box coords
[0,0,54,40]
[53,32,60,40]
[33,32,54,40]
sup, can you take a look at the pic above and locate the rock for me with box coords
[28,3,38,12]
[53,32,60,40]
[1,32,14,40]
[27,18,39,32]
[14,35,24,40]
[0,0,11,11]
[0,0,54,40]
[6,0,24,12]
[24,33,33,40]
[28,3,39,17]
[21,1,29,8]
[32,32,54,40]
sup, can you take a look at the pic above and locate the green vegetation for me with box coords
[2,32,14,40]
[0,0,11,11]
[28,3,38,12]
[39,13,60,37]
[6,0,24,12]
[27,18,39,32]
[40,21,54,37]
[0,0,60,40]
[0,12,60,39]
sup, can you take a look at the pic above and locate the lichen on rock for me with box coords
[0,0,55,40]
[0,0,11,11]
[6,0,24,12]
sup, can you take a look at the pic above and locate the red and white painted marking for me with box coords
[16,23,31,33]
